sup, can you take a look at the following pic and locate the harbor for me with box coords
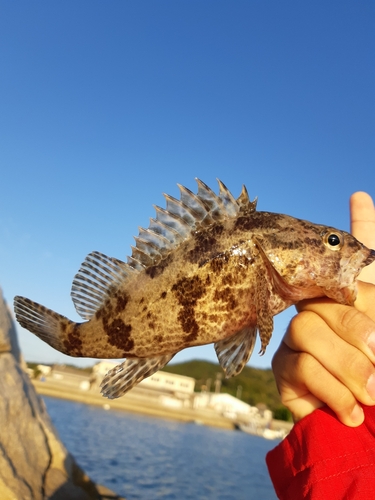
[43,395,280,499]
[32,363,292,438]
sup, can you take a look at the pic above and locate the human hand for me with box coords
[272,192,375,427]
[350,192,375,284]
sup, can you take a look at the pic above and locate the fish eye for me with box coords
[327,234,341,246]
[322,231,343,250]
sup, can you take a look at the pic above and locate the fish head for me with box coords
[255,215,375,306]
[326,232,375,304]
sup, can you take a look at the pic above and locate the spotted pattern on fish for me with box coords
[13,178,375,399]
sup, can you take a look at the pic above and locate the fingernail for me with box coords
[366,374,375,401]
[350,404,364,424]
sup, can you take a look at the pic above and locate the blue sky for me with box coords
[0,1,374,370]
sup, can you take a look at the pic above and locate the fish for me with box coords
[14,179,375,399]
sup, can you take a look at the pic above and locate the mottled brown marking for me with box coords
[114,291,129,313]
[63,325,83,356]
[259,230,302,251]
[347,239,360,249]
[187,223,224,265]
[171,275,206,305]
[160,291,167,299]
[105,318,134,352]
[146,254,173,279]
[213,286,238,310]
[95,297,113,320]
[234,212,283,232]
[304,237,324,250]
[209,253,229,274]
[171,275,207,341]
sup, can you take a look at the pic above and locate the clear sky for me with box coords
[0,1,374,370]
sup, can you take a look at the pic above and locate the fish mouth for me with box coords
[364,249,375,267]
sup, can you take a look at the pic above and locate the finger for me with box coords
[354,280,375,316]
[350,192,375,247]
[350,191,375,284]
[272,343,364,427]
[296,291,375,358]
[284,310,375,407]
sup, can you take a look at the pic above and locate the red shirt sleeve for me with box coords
[266,405,375,499]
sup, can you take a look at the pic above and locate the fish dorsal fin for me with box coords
[130,179,257,265]
[72,180,257,321]
[217,179,240,217]
[236,184,257,213]
[71,251,136,320]
[214,326,257,378]
[195,178,227,220]
[177,183,210,219]
[100,354,175,398]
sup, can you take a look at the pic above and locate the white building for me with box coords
[92,361,195,397]
[37,364,52,376]
[194,392,258,417]
[139,370,195,395]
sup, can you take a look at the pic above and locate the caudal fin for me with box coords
[14,296,73,354]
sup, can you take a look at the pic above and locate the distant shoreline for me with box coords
[33,379,293,435]
[32,379,236,430]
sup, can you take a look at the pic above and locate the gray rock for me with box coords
[0,289,124,500]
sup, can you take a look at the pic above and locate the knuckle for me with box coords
[293,351,311,374]
[287,311,321,348]
[288,351,317,385]
[339,307,374,340]
[336,346,371,382]
[330,390,353,414]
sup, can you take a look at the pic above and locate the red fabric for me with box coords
[266,406,375,499]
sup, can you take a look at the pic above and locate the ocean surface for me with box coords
[43,396,279,500]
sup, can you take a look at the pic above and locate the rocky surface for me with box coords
[0,289,124,500]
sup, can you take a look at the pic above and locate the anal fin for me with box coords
[214,326,257,378]
[100,354,175,399]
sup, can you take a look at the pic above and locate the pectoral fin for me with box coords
[214,326,257,378]
[254,281,274,355]
[100,354,175,399]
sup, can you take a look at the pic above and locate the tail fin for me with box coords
[14,296,73,354]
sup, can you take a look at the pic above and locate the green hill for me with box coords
[162,359,290,420]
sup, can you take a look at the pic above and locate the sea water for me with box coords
[43,396,278,500]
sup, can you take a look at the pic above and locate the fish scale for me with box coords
[14,179,375,399]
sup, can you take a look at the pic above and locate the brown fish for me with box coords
[14,179,375,398]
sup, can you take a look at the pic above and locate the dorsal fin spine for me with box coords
[148,217,184,244]
[217,179,239,216]
[163,193,201,227]
[177,184,209,219]
[126,256,145,271]
[130,245,154,266]
[138,225,173,251]
[154,205,192,237]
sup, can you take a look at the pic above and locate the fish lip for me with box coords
[365,249,375,267]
